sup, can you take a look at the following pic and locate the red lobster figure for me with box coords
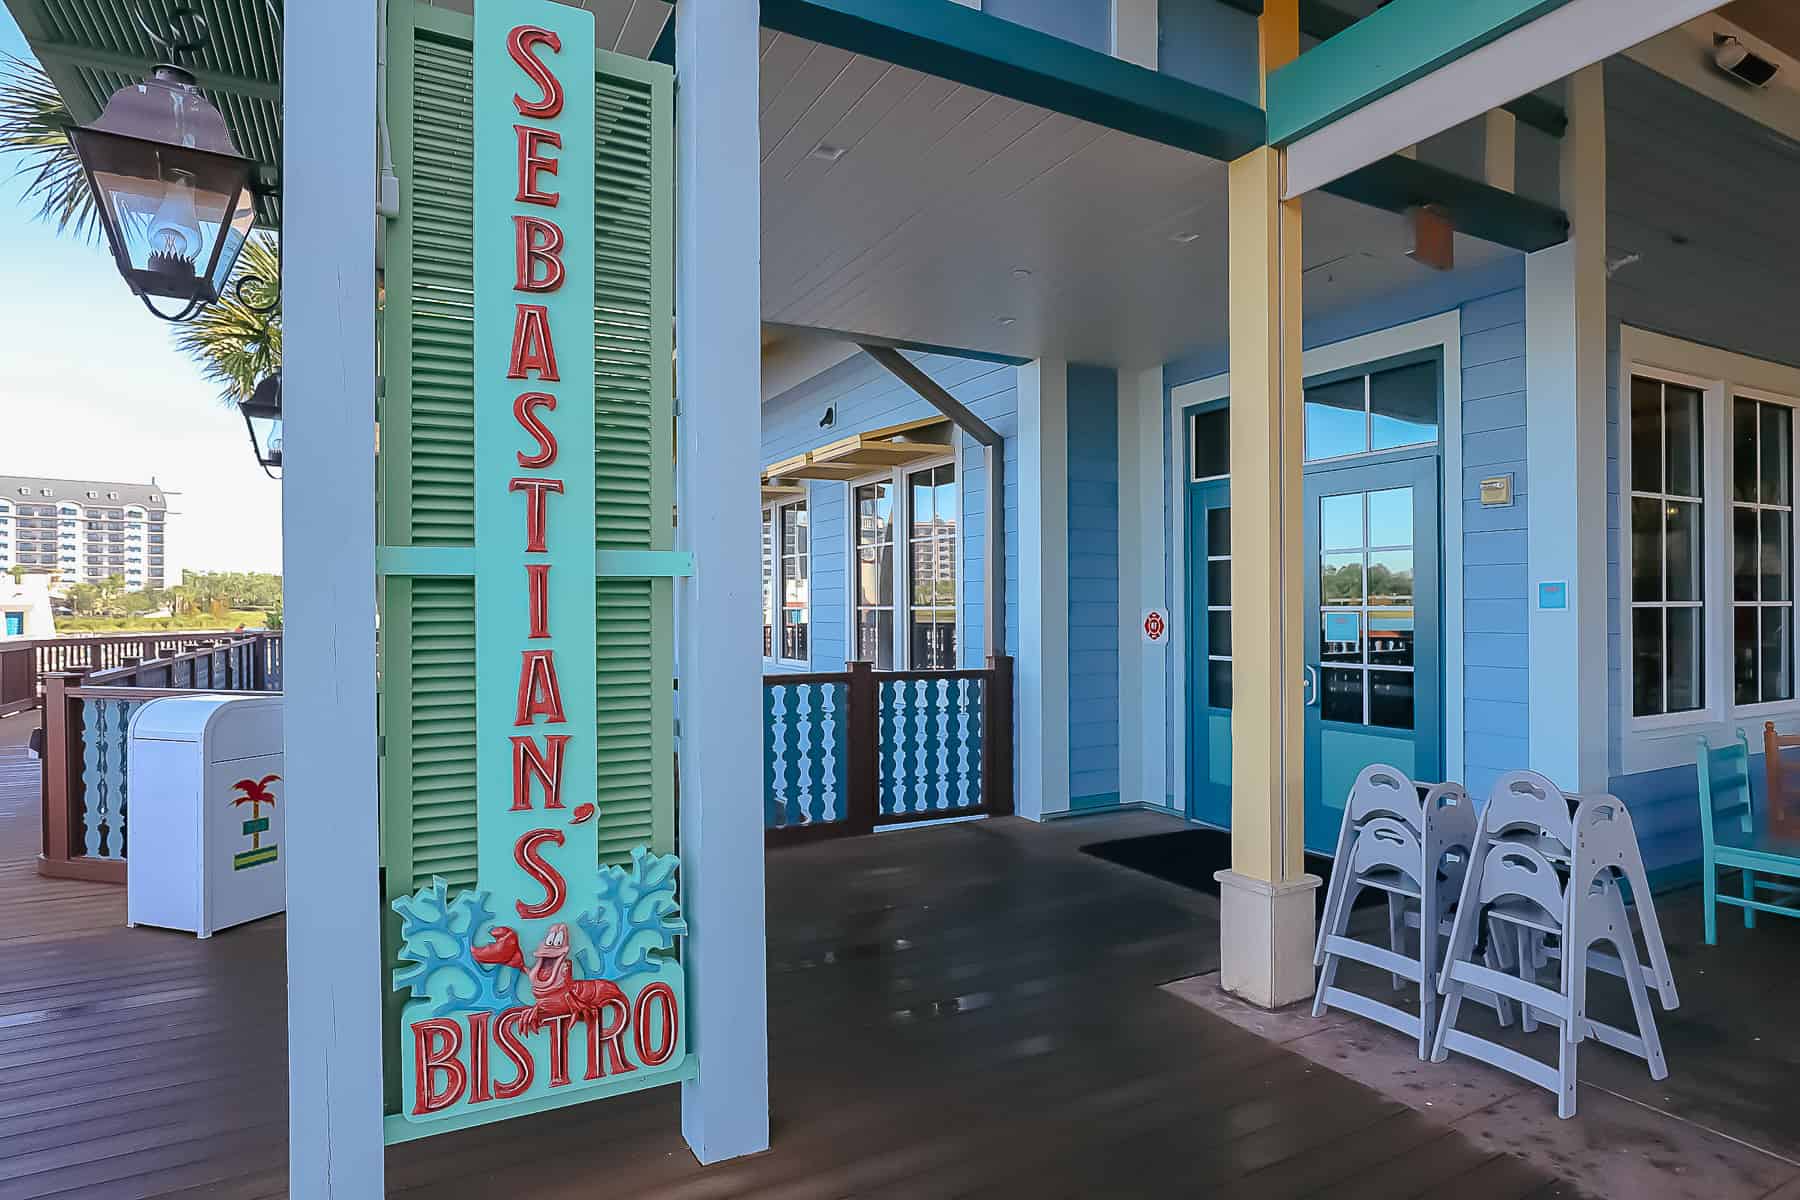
[472,922,626,1034]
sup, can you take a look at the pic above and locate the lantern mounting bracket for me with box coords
[131,3,211,60]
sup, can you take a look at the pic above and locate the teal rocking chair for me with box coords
[1697,732,1800,945]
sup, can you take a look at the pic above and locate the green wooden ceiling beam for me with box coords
[32,39,281,103]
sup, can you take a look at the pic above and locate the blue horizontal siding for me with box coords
[1067,364,1120,806]
[983,0,1110,53]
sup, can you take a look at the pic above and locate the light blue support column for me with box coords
[1525,64,1607,792]
[1019,361,1071,820]
[675,0,772,1166]
[283,0,383,1192]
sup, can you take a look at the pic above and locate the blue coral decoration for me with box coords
[391,877,523,1017]
[574,849,686,984]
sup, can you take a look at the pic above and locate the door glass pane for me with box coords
[1193,408,1229,479]
[1735,398,1759,503]
[1367,550,1414,605]
[1632,607,1664,716]
[1665,384,1702,499]
[857,610,894,670]
[1208,659,1233,710]
[1736,508,1759,602]
[1736,606,1759,705]
[1320,667,1363,723]
[1630,498,1663,602]
[1208,610,1232,657]
[1762,402,1791,506]
[1207,505,1230,555]
[1665,606,1703,712]
[1368,670,1415,729]
[1631,377,1663,494]
[1367,488,1412,547]
[1665,500,1701,603]
[911,613,956,671]
[1369,361,1437,450]
[1764,607,1793,703]
[1208,559,1231,606]
[1305,378,1365,460]
[1320,611,1362,663]
[1369,611,1415,667]
[1320,553,1363,606]
[1320,493,1362,550]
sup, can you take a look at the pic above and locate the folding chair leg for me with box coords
[1744,869,1758,930]
[1429,983,1464,1063]
[1556,1032,1579,1119]
[1515,924,1538,1034]
[1388,893,1407,990]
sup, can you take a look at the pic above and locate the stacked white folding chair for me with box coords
[1431,770,1673,1118]
[1313,765,1483,1059]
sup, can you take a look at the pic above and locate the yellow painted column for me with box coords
[1215,0,1319,1009]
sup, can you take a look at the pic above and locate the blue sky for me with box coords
[0,11,281,575]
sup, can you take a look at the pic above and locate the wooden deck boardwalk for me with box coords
[0,711,1561,1199]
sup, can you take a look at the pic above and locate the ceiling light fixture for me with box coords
[809,142,848,162]
[997,316,1016,326]
[1012,268,1032,279]
[1169,231,1201,244]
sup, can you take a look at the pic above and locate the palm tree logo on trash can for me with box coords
[229,774,280,871]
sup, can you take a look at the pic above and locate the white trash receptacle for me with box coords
[127,695,285,938]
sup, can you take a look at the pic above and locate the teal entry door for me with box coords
[1185,477,1232,829]
[1302,457,1442,852]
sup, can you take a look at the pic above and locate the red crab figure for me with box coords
[472,921,626,1034]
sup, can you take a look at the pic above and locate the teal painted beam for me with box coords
[1266,0,1573,145]
[1321,154,1567,252]
[759,0,1266,162]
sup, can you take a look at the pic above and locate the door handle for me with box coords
[1303,665,1319,707]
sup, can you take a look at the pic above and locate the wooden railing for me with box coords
[764,655,1013,846]
[39,632,282,883]
[0,630,258,716]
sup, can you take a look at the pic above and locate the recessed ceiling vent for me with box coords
[1714,36,1779,89]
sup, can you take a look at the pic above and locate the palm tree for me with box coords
[0,53,279,402]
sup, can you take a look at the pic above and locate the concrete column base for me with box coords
[1214,868,1322,1009]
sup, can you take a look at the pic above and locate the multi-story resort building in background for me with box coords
[0,476,171,592]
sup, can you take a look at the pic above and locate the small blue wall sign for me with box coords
[1538,581,1569,611]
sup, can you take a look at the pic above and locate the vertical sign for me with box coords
[391,1,686,1133]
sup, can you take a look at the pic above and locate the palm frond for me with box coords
[0,53,98,242]
[172,233,282,407]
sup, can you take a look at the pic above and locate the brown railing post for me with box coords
[845,661,880,836]
[39,670,85,870]
[983,654,1014,817]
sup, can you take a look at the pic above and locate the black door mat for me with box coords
[1080,828,1379,916]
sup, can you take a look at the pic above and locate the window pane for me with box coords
[1367,488,1413,548]
[1320,493,1362,551]
[1321,552,1364,606]
[1320,611,1362,663]
[1764,606,1793,703]
[782,610,809,662]
[934,463,957,533]
[911,474,935,526]
[1208,559,1231,606]
[1207,505,1230,555]
[1666,606,1704,713]
[1736,606,1760,706]
[1369,670,1415,729]
[1632,607,1664,716]
[1631,498,1663,603]
[910,614,956,671]
[856,609,894,670]
[1208,609,1232,657]
[1763,509,1791,601]
[1304,378,1365,460]
[1193,408,1230,479]
[1321,667,1364,724]
[1207,659,1233,710]
[1763,402,1792,506]
[1666,500,1702,604]
[1370,361,1437,450]
[1367,550,1414,606]
[1664,384,1702,499]
[1736,508,1759,603]
[856,540,893,608]
[1369,611,1415,667]
[1631,376,1663,495]
[1735,399,1759,503]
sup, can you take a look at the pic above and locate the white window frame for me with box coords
[764,495,811,669]
[841,452,964,672]
[1618,326,1800,774]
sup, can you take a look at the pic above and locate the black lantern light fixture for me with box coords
[240,372,283,478]
[66,10,259,322]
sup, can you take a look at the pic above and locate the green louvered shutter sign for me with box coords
[378,2,674,904]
